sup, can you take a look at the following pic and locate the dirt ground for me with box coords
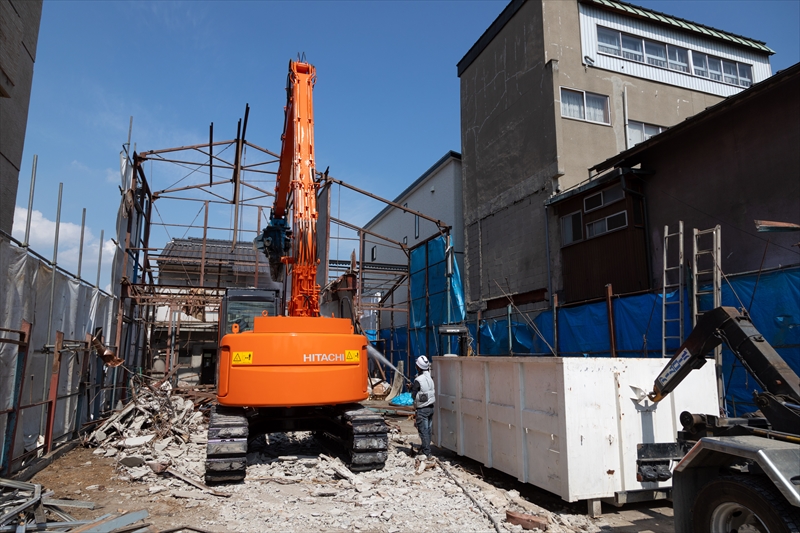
[28,413,674,533]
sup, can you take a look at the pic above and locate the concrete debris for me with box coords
[80,392,609,533]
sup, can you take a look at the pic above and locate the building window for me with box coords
[586,211,628,239]
[584,184,624,213]
[561,88,610,125]
[722,60,740,85]
[402,236,407,245]
[708,56,723,81]
[561,211,583,246]
[597,26,753,88]
[668,45,690,73]
[621,34,643,62]
[371,245,377,261]
[645,40,667,68]
[692,51,709,77]
[414,215,420,238]
[628,120,667,147]
[738,64,753,87]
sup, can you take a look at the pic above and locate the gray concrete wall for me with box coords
[542,0,725,191]
[0,0,42,235]
[459,0,556,310]
[642,73,800,282]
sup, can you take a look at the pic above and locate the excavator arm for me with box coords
[255,60,320,317]
[649,306,800,433]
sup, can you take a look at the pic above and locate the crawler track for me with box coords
[329,405,389,471]
[204,403,389,483]
[204,405,248,484]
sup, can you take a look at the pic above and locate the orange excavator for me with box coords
[204,60,388,484]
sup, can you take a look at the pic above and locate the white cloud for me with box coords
[12,207,115,285]
[105,168,119,184]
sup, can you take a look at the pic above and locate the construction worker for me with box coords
[411,355,435,459]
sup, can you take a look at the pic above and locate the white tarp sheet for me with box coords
[0,235,116,472]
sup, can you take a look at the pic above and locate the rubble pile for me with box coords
[81,390,608,532]
[86,384,210,484]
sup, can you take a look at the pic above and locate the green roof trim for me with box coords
[584,0,774,54]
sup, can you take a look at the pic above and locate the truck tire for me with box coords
[692,475,800,533]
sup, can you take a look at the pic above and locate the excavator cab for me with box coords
[219,288,280,336]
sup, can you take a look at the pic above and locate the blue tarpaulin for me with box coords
[408,236,466,360]
[468,267,800,415]
[377,232,798,415]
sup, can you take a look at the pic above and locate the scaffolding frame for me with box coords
[111,113,444,382]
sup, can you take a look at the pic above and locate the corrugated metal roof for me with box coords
[583,0,774,54]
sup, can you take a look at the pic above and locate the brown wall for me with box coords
[556,177,649,301]
[641,71,800,282]
[0,0,42,234]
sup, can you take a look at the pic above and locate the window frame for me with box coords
[586,210,628,239]
[627,119,667,147]
[371,245,377,262]
[583,184,625,214]
[561,210,583,247]
[560,87,611,126]
[414,214,420,239]
[595,25,754,88]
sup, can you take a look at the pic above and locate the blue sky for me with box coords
[12,0,800,288]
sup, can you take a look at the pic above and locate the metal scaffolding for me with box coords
[111,110,438,384]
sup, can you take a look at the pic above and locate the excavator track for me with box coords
[323,405,389,471]
[204,405,249,484]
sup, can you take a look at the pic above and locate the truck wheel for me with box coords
[692,475,800,533]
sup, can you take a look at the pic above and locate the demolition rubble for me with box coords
[29,384,609,533]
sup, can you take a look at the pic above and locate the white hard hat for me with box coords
[416,355,430,370]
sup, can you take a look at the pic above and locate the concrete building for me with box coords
[458,0,773,313]
[546,61,800,302]
[363,151,463,328]
[0,0,42,235]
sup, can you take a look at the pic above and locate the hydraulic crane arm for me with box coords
[649,306,800,432]
[255,60,320,317]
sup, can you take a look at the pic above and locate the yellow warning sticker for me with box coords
[345,350,360,362]
[232,351,253,365]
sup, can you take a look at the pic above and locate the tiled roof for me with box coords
[583,0,774,54]
[158,238,268,273]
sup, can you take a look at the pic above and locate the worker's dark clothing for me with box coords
[412,369,435,457]
[414,405,434,457]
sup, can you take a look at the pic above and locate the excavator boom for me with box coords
[257,60,320,317]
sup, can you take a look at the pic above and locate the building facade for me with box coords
[364,151,463,328]
[0,0,42,235]
[547,62,800,302]
[458,0,773,312]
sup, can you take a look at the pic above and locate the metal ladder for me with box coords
[662,222,684,357]
[692,225,722,325]
[692,225,724,412]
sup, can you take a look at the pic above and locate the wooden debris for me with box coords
[506,510,550,531]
